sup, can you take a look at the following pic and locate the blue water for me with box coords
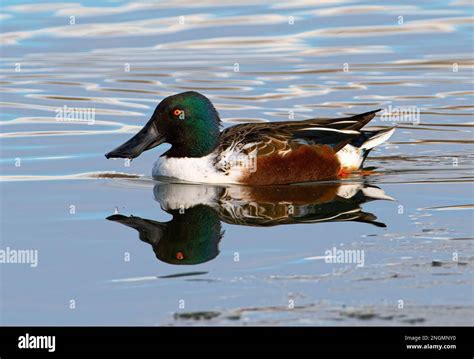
[0,0,473,325]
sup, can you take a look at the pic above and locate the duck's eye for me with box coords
[173,109,183,117]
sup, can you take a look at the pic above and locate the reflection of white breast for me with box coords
[152,152,244,184]
[154,183,222,210]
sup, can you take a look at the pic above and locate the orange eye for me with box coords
[173,109,182,117]
[176,252,184,260]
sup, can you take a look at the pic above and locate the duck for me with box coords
[105,91,395,185]
[107,181,393,265]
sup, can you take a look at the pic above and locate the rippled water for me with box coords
[1,0,473,325]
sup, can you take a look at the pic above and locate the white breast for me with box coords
[152,153,244,184]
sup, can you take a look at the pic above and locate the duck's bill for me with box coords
[105,120,165,159]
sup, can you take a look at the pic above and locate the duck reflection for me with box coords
[107,182,393,265]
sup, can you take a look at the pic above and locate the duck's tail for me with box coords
[356,126,396,159]
[337,127,395,171]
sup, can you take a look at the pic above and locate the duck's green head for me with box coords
[105,91,221,158]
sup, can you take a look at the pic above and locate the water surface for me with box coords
[0,0,473,325]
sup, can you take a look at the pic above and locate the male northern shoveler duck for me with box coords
[105,91,395,185]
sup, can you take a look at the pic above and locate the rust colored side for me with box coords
[241,144,341,185]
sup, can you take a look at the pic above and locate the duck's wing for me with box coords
[218,109,381,155]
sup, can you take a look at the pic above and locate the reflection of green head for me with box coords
[107,205,223,266]
[154,205,223,265]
